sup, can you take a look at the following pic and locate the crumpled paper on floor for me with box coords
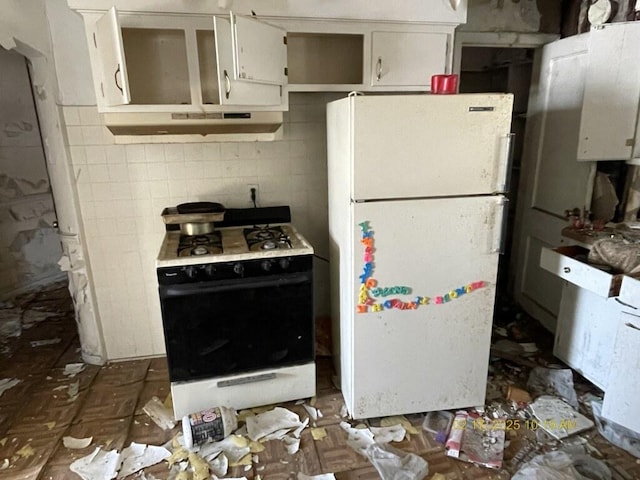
[530,396,593,440]
[592,399,640,459]
[0,378,21,397]
[364,443,428,480]
[298,473,336,480]
[527,367,578,408]
[63,436,93,449]
[142,396,176,431]
[245,407,305,441]
[198,434,250,464]
[70,447,120,480]
[117,442,170,478]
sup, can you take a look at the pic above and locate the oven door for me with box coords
[158,270,314,382]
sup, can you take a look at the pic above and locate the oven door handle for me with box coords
[159,272,312,298]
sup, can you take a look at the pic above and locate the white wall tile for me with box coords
[126,144,146,163]
[78,106,102,125]
[183,143,204,161]
[147,162,168,181]
[62,106,80,126]
[69,146,86,165]
[149,180,170,199]
[106,145,126,164]
[82,125,107,145]
[66,126,84,146]
[202,143,221,161]
[85,145,107,164]
[145,144,165,162]
[87,164,109,183]
[164,144,184,163]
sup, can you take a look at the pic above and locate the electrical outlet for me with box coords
[247,184,259,206]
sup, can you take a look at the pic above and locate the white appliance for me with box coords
[327,93,514,419]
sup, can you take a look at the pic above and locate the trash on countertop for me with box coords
[529,396,593,440]
[527,367,578,408]
[63,436,93,449]
[143,396,176,431]
[0,378,21,397]
[592,399,640,459]
[182,406,237,448]
[364,442,428,480]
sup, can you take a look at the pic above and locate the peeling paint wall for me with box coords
[462,0,562,34]
[0,48,64,297]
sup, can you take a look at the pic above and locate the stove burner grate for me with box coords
[244,226,292,251]
[178,232,223,257]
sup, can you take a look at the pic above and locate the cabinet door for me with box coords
[92,7,131,106]
[554,283,619,391]
[602,311,640,434]
[370,31,448,88]
[213,17,282,106]
[231,13,287,86]
[578,23,640,161]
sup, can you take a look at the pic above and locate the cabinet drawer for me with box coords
[619,275,640,308]
[540,246,622,297]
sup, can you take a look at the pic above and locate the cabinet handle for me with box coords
[615,298,638,310]
[114,64,123,94]
[449,0,461,10]
[563,267,571,273]
[376,57,383,81]
[224,70,231,99]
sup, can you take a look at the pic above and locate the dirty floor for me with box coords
[1,283,639,479]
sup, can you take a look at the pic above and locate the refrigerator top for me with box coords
[331,93,514,201]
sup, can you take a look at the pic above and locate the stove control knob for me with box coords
[204,264,216,276]
[185,266,197,279]
[261,260,273,272]
[278,258,290,270]
[233,263,244,275]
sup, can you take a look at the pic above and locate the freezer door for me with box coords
[345,196,505,419]
[349,94,513,200]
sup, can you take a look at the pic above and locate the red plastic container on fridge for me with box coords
[431,74,458,94]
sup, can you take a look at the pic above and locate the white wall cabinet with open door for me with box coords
[84,7,288,113]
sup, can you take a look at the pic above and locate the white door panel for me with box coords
[347,196,503,418]
[350,94,513,200]
[93,7,131,106]
[512,34,596,332]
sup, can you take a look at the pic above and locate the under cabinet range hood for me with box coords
[103,111,283,143]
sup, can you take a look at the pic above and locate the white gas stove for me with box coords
[156,207,316,419]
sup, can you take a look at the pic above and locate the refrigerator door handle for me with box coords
[496,133,516,193]
[492,197,510,255]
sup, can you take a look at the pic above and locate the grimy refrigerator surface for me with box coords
[327,94,514,419]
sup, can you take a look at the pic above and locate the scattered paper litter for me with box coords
[210,452,229,477]
[142,396,176,431]
[0,378,21,397]
[187,452,210,480]
[64,363,86,377]
[530,396,593,440]
[0,459,8,470]
[380,416,419,435]
[117,442,171,478]
[16,444,35,458]
[365,443,428,480]
[340,422,375,456]
[64,436,93,449]
[30,338,62,347]
[370,425,406,443]
[68,380,80,402]
[311,427,327,441]
[70,447,120,480]
[283,434,301,454]
[297,474,336,480]
[245,407,304,441]
[199,435,250,464]
[303,404,319,421]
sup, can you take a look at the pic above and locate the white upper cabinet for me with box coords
[93,7,131,107]
[578,22,640,161]
[213,16,282,106]
[370,31,448,88]
[231,13,287,86]
[87,8,287,113]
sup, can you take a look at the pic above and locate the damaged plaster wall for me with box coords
[0,48,64,296]
[0,0,107,364]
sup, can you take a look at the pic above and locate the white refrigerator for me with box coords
[327,93,514,419]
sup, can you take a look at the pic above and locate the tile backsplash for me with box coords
[64,93,339,360]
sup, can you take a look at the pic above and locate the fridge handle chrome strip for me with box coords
[497,197,510,255]
[497,133,516,193]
